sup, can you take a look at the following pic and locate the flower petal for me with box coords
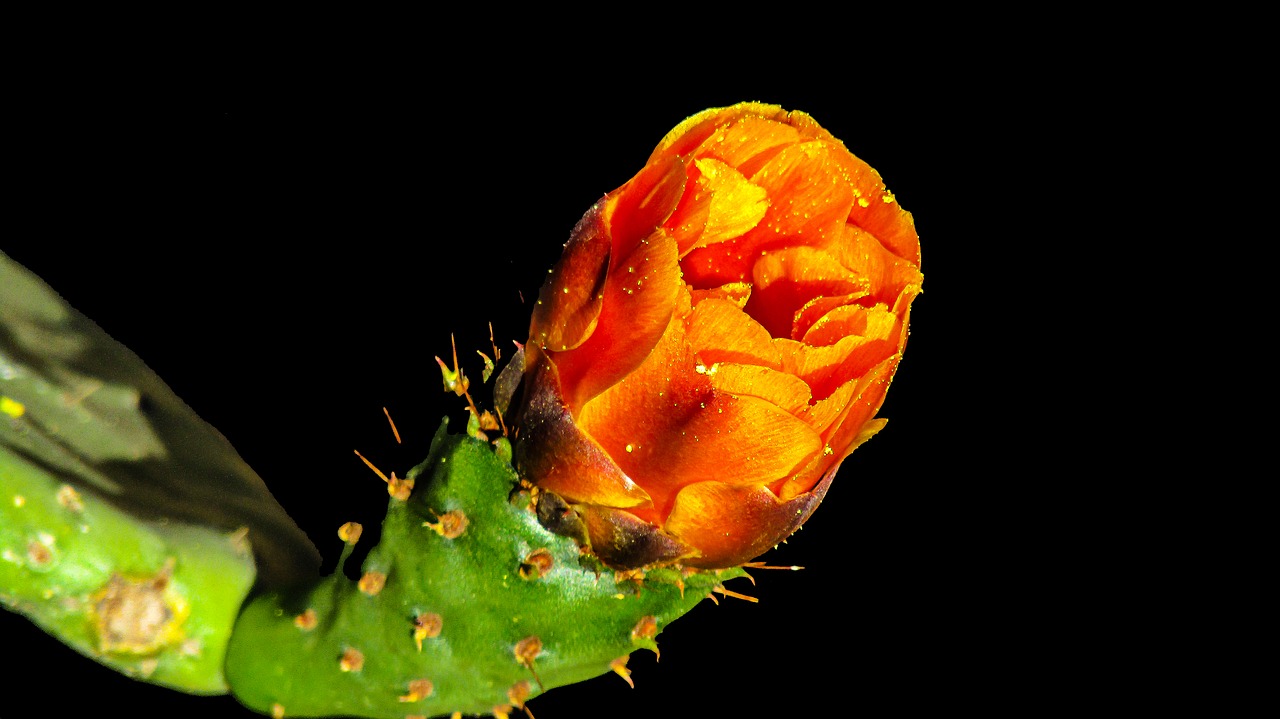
[707,363,811,416]
[577,294,822,516]
[667,158,769,258]
[685,297,781,369]
[529,202,610,352]
[649,103,794,165]
[746,245,869,339]
[663,469,836,568]
[605,154,686,261]
[514,347,652,509]
[822,223,924,309]
[775,417,886,502]
[680,141,856,289]
[829,149,921,266]
[551,228,682,413]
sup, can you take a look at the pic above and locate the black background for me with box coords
[2,58,1069,718]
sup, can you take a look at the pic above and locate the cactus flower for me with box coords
[513,102,923,569]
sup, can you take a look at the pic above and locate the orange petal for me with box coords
[777,304,902,402]
[707,363,811,416]
[690,115,804,178]
[666,157,769,258]
[742,140,855,244]
[745,246,869,339]
[679,140,855,289]
[663,471,835,568]
[551,228,682,413]
[530,202,610,352]
[801,303,899,348]
[649,103,793,165]
[775,417,886,502]
[779,354,898,500]
[690,281,752,308]
[792,292,865,341]
[827,147,921,266]
[513,348,651,509]
[581,390,822,518]
[605,154,686,262]
[576,301,821,516]
[685,297,781,369]
[822,223,924,309]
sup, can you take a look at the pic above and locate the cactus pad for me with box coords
[226,421,744,718]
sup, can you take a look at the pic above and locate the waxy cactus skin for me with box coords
[226,421,744,718]
[0,445,256,693]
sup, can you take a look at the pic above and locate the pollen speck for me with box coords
[625,444,634,453]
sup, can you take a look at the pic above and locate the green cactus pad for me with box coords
[226,421,744,718]
[0,445,257,693]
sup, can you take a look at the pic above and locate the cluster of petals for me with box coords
[514,103,922,569]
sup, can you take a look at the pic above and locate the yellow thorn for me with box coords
[383,407,402,444]
[353,449,390,484]
[610,656,635,688]
[713,586,759,603]
[740,562,805,571]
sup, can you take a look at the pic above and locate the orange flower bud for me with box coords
[513,103,921,569]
